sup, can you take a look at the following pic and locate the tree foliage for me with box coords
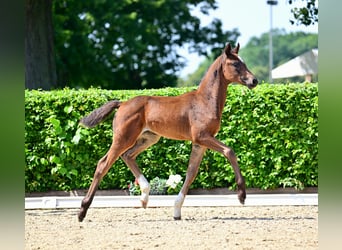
[288,0,318,26]
[53,0,239,89]
[26,0,317,90]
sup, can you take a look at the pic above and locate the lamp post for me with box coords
[267,0,277,83]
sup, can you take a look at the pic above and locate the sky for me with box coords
[178,0,318,77]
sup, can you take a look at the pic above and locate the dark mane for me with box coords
[199,54,224,85]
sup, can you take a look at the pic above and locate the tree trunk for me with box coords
[25,0,56,90]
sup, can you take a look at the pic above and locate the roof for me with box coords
[271,49,318,79]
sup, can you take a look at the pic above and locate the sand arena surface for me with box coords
[25,205,317,249]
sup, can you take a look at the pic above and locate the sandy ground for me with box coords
[25,205,317,250]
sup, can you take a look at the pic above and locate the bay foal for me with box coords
[78,43,258,222]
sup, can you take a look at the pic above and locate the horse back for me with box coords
[115,93,195,140]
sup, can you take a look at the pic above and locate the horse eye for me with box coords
[232,61,240,67]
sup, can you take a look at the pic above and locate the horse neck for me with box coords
[197,56,229,117]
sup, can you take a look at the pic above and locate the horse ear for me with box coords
[224,43,232,56]
[232,43,240,54]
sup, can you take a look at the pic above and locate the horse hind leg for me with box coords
[78,144,122,222]
[78,117,145,222]
[174,144,206,220]
[121,131,160,208]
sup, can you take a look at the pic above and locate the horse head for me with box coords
[221,43,258,89]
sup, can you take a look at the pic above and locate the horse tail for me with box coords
[80,100,121,128]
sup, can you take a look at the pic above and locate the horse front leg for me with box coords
[197,135,246,205]
[174,144,206,220]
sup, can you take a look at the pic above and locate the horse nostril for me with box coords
[253,78,258,85]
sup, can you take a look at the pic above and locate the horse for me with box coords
[77,43,258,222]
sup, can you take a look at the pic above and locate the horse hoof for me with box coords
[141,200,148,209]
[78,213,85,222]
[173,216,181,220]
[238,190,246,205]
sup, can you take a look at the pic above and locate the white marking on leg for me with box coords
[138,175,150,205]
[174,192,185,219]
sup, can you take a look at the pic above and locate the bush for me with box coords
[25,83,317,192]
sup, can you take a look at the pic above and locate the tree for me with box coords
[25,0,57,90]
[288,0,318,26]
[53,0,240,89]
[25,0,317,90]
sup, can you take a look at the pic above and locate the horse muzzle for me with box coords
[242,77,258,89]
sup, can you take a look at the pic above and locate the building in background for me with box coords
[272,49,318,82]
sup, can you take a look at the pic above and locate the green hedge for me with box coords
[25,83,318,192]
